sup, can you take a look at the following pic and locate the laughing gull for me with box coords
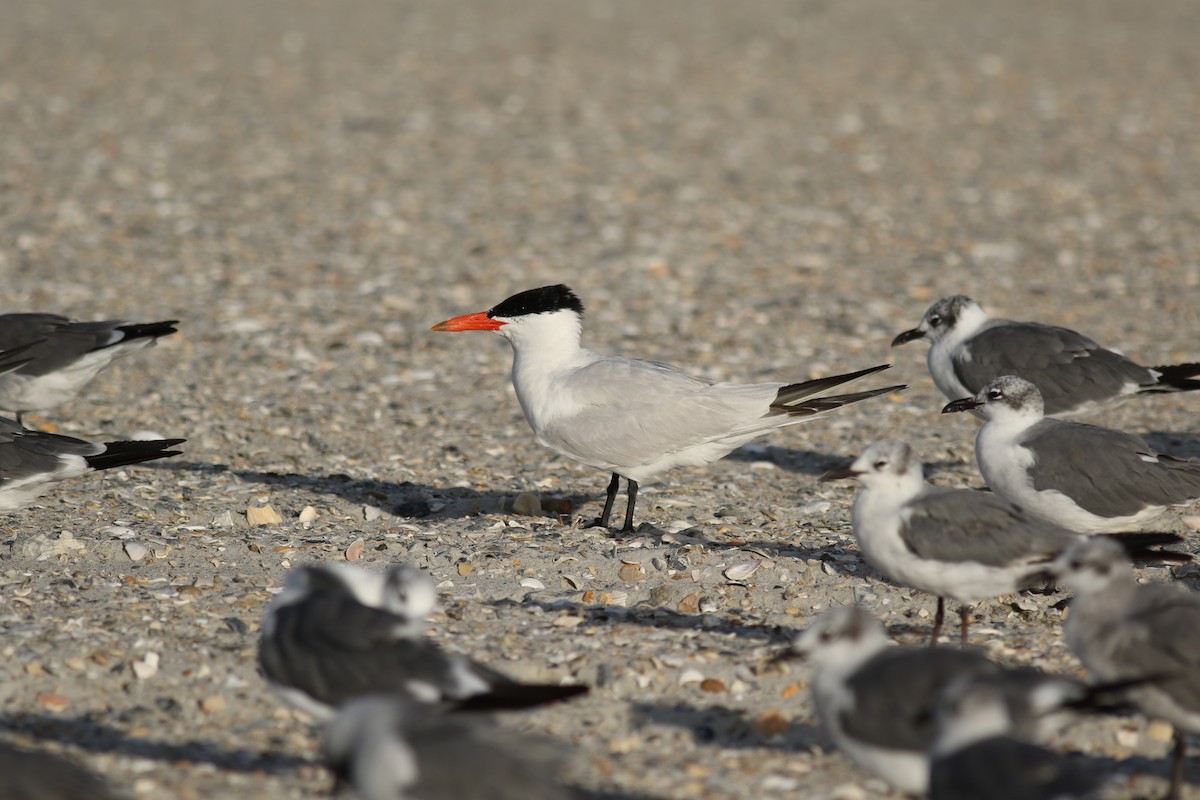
[0,418,184,511]
[259,562,587,721]
[929,677,1109,800]
[0,314,178,424]
[432,284,904,532]
[1056,537,1200,800]
[893,295,1200,418]
[0,740,122,800]
[784,606,1107,794]
[821,440,1184,644]
[944,375,1200,533]
[322,696,573,800]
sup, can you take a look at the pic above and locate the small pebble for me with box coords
[132,652,160,680]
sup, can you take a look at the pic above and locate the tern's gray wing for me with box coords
[0,741,122,800]
[901,488,1077,569]
[260,591,493,706]
[1024,421,1200,516]
[841,649,998,750]
[1098,587,1200,714]
[541,357,779,468]
[955,324,1150,415]
[930,738,1105,800]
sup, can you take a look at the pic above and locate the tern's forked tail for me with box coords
[770,364,905,418]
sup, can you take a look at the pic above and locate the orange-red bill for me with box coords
[430,311,505,332]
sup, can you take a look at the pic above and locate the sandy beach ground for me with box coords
[1,1,1199,797]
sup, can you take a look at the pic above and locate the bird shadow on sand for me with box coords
[160,460,599,524]
[630,701,827,753]
[576,790,668,800]
[496,596,795,645]
[723,444,849,476]
[0,711,311,775]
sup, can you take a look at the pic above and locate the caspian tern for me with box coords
[821,439,1183,645]
[432,284,905,532]
[893,295,1200,418]
[943,376,1200,533]
[0,314,178,423]
[0,418,184,510]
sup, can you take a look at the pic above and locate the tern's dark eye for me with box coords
[928,314,942,327]
[873,460,888,470]
[987,388,1003,400]
[1068,559,1083,570]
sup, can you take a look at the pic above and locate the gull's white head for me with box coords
[789,605,890,669]
[943,375,1045,422]
[276,562,437,618]
[1053,537,1132,597]
[821,439,925,497]
[892,295,987,348]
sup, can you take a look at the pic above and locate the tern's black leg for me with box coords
[596,473,620,528]
[15,411,24,427]
[1168,731,1186,800]
[958,605,971,647]
[621,479,639,533]
[929,597,945,647]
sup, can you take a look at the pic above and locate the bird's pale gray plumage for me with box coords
[434,284,903,531]
[0,315,177,376]
[0,314,178,419]
[259,563,586,719]
[949,375,1200,530]
[899,487,1075,572]
[1023,421,1200,519]
[0,417,184,510]
[895,295,1200,417]
[836,647,1001,750]
[1057,538,1200,799]
[792,606,1116,794]
[929,679,1109,800]
[538,361,897,473]
[323,698,573,800]
[1066,573,1200,717]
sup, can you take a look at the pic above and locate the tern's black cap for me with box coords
[488,285,584,319]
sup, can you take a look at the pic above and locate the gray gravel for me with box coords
[2,0,1200,798]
